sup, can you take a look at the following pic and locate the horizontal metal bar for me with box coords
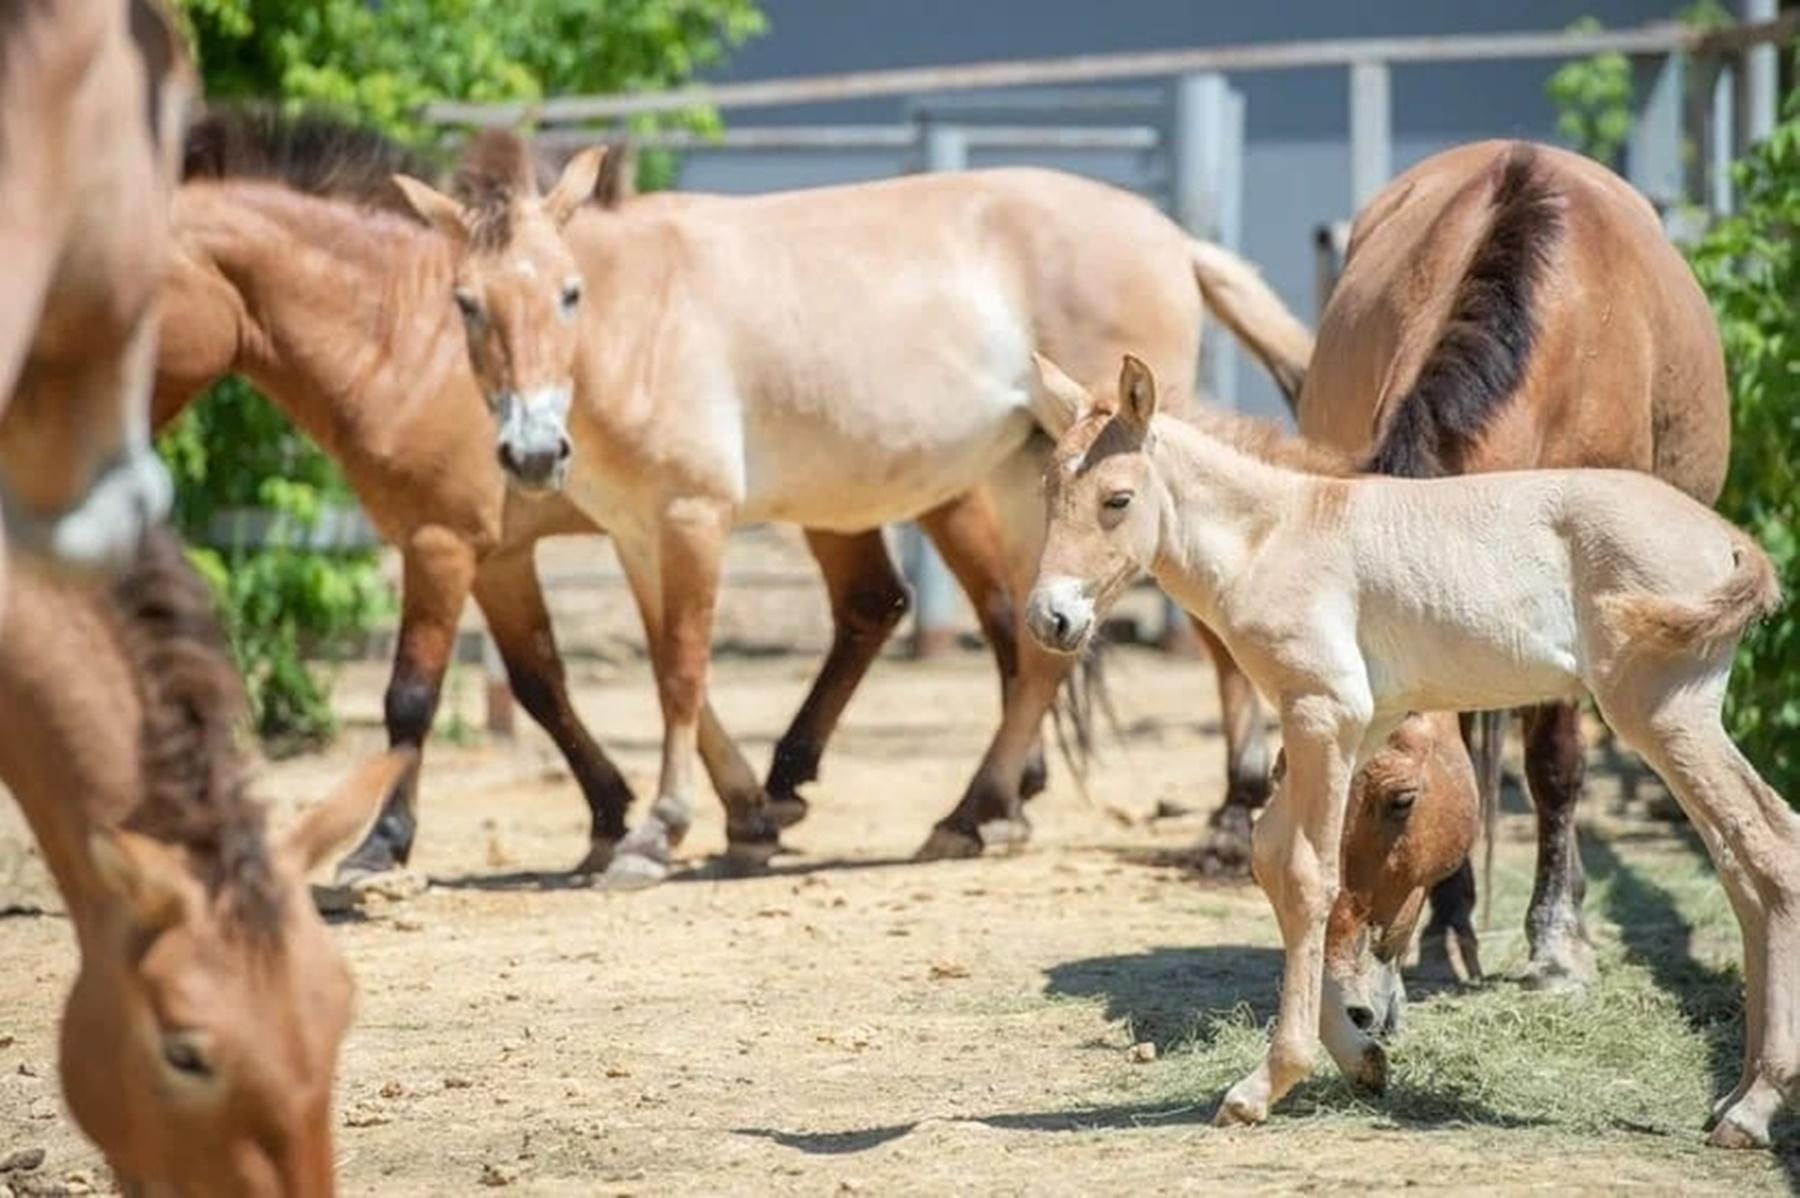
[908,86,1171,115]
[201,506,378,552]
[534,123,1161,153]
[423,16,1796,127]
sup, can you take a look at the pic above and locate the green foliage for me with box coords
[161,2,764,746]
[1686,97,1800,800]
[1545,18,1634,166]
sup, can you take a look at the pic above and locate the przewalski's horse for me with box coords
[1026,356,1788,1148]
[394,132,1315,885]
[1300,141,1729,988]
[159,110,1070,883]
[0,0,189,576]
[0,529,412,1193]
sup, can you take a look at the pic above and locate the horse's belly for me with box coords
[1365,604,1585,714]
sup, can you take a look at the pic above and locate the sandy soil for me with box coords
[0,635,1788,1195]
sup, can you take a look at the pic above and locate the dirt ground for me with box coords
[0,623,1792,1194]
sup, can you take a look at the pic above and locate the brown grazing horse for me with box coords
[157,110,1100,882]
[0,530,411,1194]
[395,132,1315,886]
[0,0,188,577]
[1299,141,1729,988]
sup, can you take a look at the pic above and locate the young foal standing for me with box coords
[395,133,1316,884]
[1300,140,1730,989]
[1027,356,1789,1148]
[0,530,411,1192]
[0,0,189,576]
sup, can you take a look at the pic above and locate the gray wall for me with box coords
[678,0,1678,419]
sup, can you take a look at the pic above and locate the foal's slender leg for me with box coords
[1518,702,1595,989]
[1217,695,1364,1125]
[764,529,911,828]
[1193,618,1273,865]
[336,530,477,882]
[469,546,637,874]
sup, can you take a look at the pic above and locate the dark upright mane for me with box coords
[182,106,436,219]
[1362,143,1563,478]
[114,530,281,935]
[451,129,538,251]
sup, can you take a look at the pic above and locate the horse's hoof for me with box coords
[1213,1085,1268,1128]
[1517,946,1596,994]
[979,817,1032,852]
[1706,1112,1769,1150]
[723,838,780,877]
[333,841,404,887]
[572,840,616,876]
[915,826,984,861]
[593,852,671,891]
[766,795,810,829]
[311,867,425,914]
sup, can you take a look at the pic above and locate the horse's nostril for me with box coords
[497,443,517,473]
[556,437,572,462]
[1051,610,1070,641]
[1346,1004,1376,1032]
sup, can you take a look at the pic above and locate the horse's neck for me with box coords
[1150,417,1304,612]
[178,186,458,456]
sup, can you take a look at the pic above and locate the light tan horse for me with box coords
[1026,355,1788,1148]
[159,109,1095,882]
[0,0,189,575]
[1299,140,1730,990]
[0,529,411,1193]
[395,134,1315,885]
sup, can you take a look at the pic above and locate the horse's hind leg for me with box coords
[764,528,910,828]
[336,531,477,883]
[1518,702,1595,989]
[471,546,637,875]
[1602,686,1799,1148]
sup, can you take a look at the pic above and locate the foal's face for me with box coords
[1027,356,1163,655]
[394,149,610,493]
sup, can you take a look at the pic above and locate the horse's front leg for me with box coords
[1218,693,1363,1126]
[601,501,735,888]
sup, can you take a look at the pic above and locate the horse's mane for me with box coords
[114,530,281,936]
[451,129,536,251]
[1362,142,1563,478]
[181,105,435,219]
[1182,405,1356,477]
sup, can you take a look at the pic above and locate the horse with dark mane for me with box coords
[0,528,409,1193]
[156,109,1294,885]
[1298,140,1729,989]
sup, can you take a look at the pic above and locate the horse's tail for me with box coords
[1361,143,1563,480]
[1602,528,1783,658]
[1189,239,1315,410]
[1049,639,1122,804]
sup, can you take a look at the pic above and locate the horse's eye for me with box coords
[560,280,584,312]
[161,1032,213,1079]
[453,289,482,322]
[1102,490,1134,511]
[1386,788,1420,817]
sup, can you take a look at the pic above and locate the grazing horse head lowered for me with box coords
[0,532,413,1194]
[393,132,631,492]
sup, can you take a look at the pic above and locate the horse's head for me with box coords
[394,132,630,493]
[1324,712,1479,1037]
[1025,354,1167,655]
[62,750,412,1197]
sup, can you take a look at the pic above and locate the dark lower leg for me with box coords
[1196,618,1272,813]
[472,554,636,862]
[766,529,908,821]
[1521,702,1593,987]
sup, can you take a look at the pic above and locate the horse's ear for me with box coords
[89,831,188,934]
[545,146,608,226]
[1029,353,1090,438]
[1118,355,1159,431]
[592,140,637,209]
[392,175,468,244]
[279,748,418,875]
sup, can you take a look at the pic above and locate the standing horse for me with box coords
[0,0,188,576]
[1299,141,1730,987]
[159,110,1087,882]
[394,132,1316,885]
[0,529,410,1193]
[1025,354,1787,1148]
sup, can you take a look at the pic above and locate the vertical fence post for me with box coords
[1172,72,1239,409]
[1348,60,1391,209]
[900,122,966,658]
[1631,53,1689,219]
[1711,63,1738,216]
[1743,0,1778,146]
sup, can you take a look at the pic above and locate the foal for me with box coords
[1026,356,1790,1147]
[0,531,411,1192]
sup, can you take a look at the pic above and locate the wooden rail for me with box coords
[424,16,1799,127]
